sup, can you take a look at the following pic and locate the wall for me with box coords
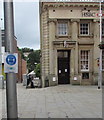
[16,50,27,83]
[40,2,104,87]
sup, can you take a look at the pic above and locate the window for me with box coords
[102,23,104,35]
[102,50,104,70]
[80,50,89,71]
[80,23,89,35]
[2,36,5,46]
[82,73,89,79]
[2,32,5,46]
[58,51,68,58]
[57,22,68,36]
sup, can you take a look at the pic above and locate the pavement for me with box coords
[0,83,102,119]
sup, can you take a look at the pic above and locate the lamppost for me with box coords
[4,0,18,118]
[0,28,2,75]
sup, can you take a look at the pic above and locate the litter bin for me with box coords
[22,74,27,86]
[45,78,49,87]
[0,75,4,89]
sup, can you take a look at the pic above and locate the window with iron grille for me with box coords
[82,73,89,79]
[80,23,89,35]
[102,50,104,70]
[80,50,89,71]
[57,22,68,36]
[2,34,5,46]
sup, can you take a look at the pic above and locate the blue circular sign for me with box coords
[6,54,16,65]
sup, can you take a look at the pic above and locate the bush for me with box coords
[34,63,41,78]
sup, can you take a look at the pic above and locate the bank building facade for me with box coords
[40,1,104,87]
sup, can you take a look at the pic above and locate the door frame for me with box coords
[57,50,70,84]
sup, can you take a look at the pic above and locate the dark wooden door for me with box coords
[58,51,70,84]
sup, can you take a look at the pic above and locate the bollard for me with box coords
[23,74,27,86]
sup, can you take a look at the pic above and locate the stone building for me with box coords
[40,1,104,87]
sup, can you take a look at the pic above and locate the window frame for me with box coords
[57,20,68,36]
[82,72,89,79]
[80,50,90,72]
[79,20,91,36]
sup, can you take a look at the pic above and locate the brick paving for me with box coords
[0,83,102,119]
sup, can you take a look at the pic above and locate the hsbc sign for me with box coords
[82,11,104,17]
[82,11,96,17]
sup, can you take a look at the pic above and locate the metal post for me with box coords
[0,28,2,75]
[4,0,18,119]
[98,1,102,89]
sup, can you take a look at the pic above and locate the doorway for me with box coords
[57,50,70,84]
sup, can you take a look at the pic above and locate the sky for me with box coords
[0,0,102,50]
[1,1,40,50]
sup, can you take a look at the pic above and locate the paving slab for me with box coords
[1,84,102,119]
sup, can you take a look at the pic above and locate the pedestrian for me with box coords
[26,75,31,88]
[30,76,35,88]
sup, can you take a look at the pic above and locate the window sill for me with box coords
[80,70,89,72]
[78,34,93,38]
[55,35,71,39]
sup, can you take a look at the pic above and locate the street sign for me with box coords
[97,13,104,17]
[4,53,18,73]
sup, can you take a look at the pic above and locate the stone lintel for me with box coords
[71,19,80,23]
[78,42,94,45]
[48,18,57,23]
[53,40,76,45]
